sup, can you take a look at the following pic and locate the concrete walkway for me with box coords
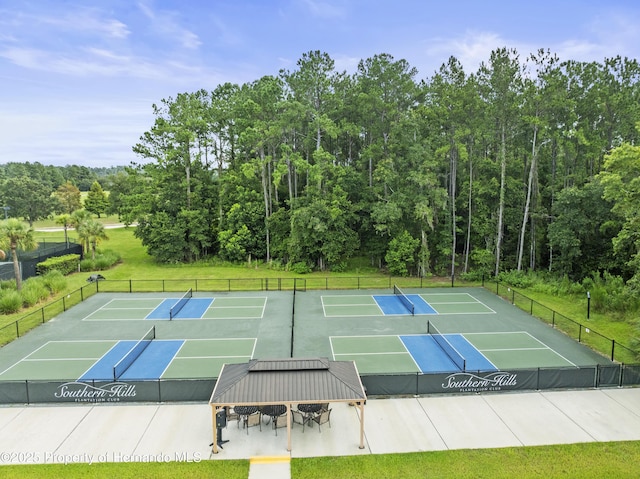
[0,388,639,477]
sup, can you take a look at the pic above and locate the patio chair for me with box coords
[292,409,307,432]
[245,412,261,433]
[312,408,332,432]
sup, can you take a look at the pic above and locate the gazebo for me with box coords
[209,358,367,453]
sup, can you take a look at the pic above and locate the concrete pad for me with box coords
[482,392,594,446]
[54,404,158,462]
[542,389,640,442]
[362,398,447,454]
[133,403,211,462]
[419,395,521,450]
[291,403,369,458]
[0,405,24,430]
[0,405,93,464]
[211,404,368,460]
[249,456,290,479]
[601,387,640,416]
[210,414,291,460]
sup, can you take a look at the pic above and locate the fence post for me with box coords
[578,324,582,343]
[611,340,615,362]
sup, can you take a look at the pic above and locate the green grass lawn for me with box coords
[3,441,639,478]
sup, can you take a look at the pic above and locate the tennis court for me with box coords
[0,333,256,381]
[84,294,267,321]
[0,286,626,402]
[331,330,576,374]
[322,290,495,317]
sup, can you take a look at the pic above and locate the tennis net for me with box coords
[393,284,415,315]
[113,326,155,380]
[169,288,193,320]
[427,321,466,371]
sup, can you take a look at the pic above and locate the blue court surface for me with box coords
[400,334,497,373]
[79,340,184,381]
[373,294,437,315]
[145,298,213,320]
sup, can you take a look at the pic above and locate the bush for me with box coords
[36,254,80,276]
[0,290,22,314]
[41,270,67,294]
[288,262,312,274]
[0,279,16,290]
[497,270,536,288]
[581,272,639,315]
[459,270,485,282]
[79,249,121,272]
[20,279,50,307]
[329,261,347,273]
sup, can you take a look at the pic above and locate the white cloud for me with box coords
[0,100,153,167]
[423,31,511,74]
[0,7,130,40]
[137,1,201,50]
[299,0,346,19]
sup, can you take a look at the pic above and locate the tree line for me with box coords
[4,48,640,290]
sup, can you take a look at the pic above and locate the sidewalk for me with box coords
[0,388,639,471]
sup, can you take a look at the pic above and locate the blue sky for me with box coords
[1,0,639,168]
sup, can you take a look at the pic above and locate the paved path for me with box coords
[0,388,639,477]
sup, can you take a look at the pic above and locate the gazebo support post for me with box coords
[358,401,365,449]
[286,403,292,452]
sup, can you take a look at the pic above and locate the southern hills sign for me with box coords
[54,382,137,402]
[441,371,519,393]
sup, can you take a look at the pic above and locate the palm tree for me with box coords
[71,210,92,254]
[0,219,38,290]
[84,219,108,260]
[55,213,72,248]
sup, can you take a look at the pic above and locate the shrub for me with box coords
[0,290,22,313]
[288,262,312,274]
[581,271,638,315]
[21,280,49,307]
[41,270,67,294]
[459,270,485,282]
[0,279,16,290]
[36,254,80,276]
[497,270,535,288]
[79,249,121,272]
[329,261,347,273]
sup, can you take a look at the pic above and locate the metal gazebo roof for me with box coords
[208,358,367,453]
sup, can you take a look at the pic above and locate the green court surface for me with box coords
[0,287,614,384]
[322,291,495,316]
[85,296,266,321]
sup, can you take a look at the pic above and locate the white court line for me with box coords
[22,357,103,362]
[480,347,548,352]
[466,331,578,368]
